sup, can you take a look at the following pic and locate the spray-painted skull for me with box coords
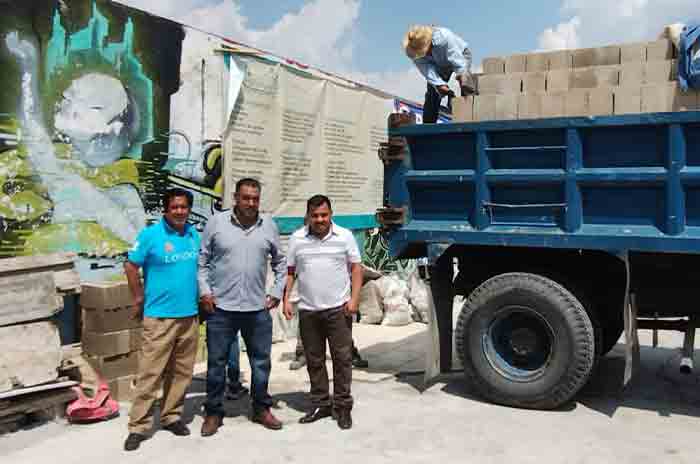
[54,73,139,167]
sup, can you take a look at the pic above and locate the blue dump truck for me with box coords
[378,111,700,409]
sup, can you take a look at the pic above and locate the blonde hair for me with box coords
[403,25,433,59]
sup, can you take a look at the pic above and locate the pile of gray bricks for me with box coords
[453,39,700,122]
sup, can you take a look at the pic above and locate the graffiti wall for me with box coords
[0,0,224,279]
[0,0,406,281]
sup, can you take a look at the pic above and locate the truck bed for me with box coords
[385,111,700,256]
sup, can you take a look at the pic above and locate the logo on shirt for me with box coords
[131,241,140,252]
[164,242,174,253]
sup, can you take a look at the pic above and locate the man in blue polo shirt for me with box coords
[123,188,200,452]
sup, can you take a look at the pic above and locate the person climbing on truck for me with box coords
[403,24,476,124]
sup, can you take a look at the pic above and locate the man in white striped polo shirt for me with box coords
[283,194,363,430]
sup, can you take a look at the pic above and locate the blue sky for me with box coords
[120,0,698,101]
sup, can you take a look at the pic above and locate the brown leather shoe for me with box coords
[252,408,283,430]
[201,415,222,437]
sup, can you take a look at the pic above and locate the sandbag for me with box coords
[381,294,413,327]
[359,279,384,324]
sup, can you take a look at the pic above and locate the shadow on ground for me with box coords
[371,332,700,419]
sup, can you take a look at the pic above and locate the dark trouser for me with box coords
[423,84,444,124]
[423,47,474,124]
[227,335,241,387]
[294,315,357,358]
[299,308,353,410]
[205,308,273,416]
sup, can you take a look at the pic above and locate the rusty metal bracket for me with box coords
[376,206,407,228]
[378,136,408,164]
[388,112,416,128]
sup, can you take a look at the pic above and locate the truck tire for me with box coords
[455,272,595,410]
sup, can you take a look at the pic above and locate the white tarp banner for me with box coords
[223,56,390,217]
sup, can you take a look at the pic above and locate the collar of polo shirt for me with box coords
[305,221,338,241]
[161,217,192,236]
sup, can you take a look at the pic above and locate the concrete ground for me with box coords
[2,320,700,464]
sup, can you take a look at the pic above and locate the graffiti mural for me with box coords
[0,0,216,278]
[0,0,407,281]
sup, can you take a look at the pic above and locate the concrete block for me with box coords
[644,60,673,84]
[671,59,679,80]
[572,46,620,68]
[82,328,144,357]
[522,72,547,94]
[517,94,544,119]
[80,282,133,310]
[565,89,589,117]
[621,42,647,63]
[569,66,619,89]
[526,53,549,72]
[646,39,674,61]
[620,61,674,86]
[588,88,614,116]
[505,54,527,73]
[641,83,699,113]
[547,69,570,92]
[452,96,474,122]
[82,305,142,333]
[473,94,518,121]
[107,375,137,402]
[540,93,567,118]
[86,351,140,382]
[0,272,62,327]
[614,86,642,115]
[547,50,572,70]
[0,322,61,392]
[477,73,522,95]
[619,62,645,87]
[482,57,505,74]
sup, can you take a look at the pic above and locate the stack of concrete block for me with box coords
[80,282,141,401]
[453,38,700,122]
[0,253,81,393]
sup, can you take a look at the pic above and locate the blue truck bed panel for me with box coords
[385,112,700,256]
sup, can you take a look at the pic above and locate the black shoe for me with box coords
[124,433,148,451]
[225,383,249,400]
[299,406,333,424]
[336,409,352,430]
[352,350,368,369]
[163,420,190,436]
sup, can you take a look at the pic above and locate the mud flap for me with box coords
[424,280,441,385]
[618,251,640,386]
[423,243,453,387]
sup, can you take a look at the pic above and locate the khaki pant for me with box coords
[128,316,198,434]
[299,308,353,410]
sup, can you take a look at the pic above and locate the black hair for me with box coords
[235,177,261,193]
[306,194,332,212]
[162,188,193,209]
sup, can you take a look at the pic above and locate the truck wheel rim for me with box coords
[483,306,555,382]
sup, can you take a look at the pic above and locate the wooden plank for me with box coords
[0,389,77,418]
[0,272,62,326]
[0,253,80,295]
[54,269,81,294]
[0,253,76,274]
[0,380,77,401]
[0,322,61,392]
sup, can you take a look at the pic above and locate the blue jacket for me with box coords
[413,27,469,88]
[678,24,700,91]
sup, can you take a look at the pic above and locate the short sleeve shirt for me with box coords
[128,218,200,318]
[287,223,361,311]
